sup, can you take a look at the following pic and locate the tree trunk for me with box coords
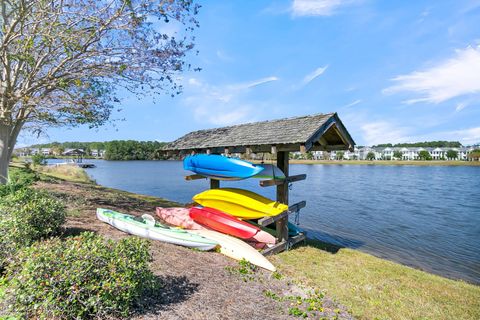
[0,123,11,184]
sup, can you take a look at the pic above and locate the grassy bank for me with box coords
[35,164,95,183]
[254,159,480,166]
[8,161,94,184]
[272,240,480,320]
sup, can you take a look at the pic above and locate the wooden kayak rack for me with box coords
[185,152,308,256]
[164,113,356,255]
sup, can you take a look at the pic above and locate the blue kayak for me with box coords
[184,154,264,180]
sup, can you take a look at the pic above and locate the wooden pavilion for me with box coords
[162,112,355,255]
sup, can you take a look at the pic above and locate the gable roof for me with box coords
[163,112,355,154]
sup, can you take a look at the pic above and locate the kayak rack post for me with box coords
[210,179,220,189]
[276,151,289,243]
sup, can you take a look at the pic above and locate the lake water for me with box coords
[69,160,479,284]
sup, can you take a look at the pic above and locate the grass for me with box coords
[9,159,94,184]
[271,240,480,320]
[33,164,94,184]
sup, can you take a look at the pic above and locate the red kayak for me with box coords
[189,207,275,244]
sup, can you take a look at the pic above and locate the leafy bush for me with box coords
[4,233,156,319]
[0,167,38,197]
[0,188,65,267]
[31,153,47,166]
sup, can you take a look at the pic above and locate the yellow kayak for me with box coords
[192,188,288,219]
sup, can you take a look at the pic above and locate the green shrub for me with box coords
[4,233,156,319]
[0,167,38,196]
[0,188,65,267]
[31,154,47,166]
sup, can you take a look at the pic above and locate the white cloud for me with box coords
[216,50,234,62]
[410,127,480,145]
[360,121,410,146]
[455,102,467,112]
[384,46,480,104]
[292,0,359,16]
[182,76,278,126]
[343,99,362,108]
[302,65,328,85]
[242,76,279,89]
[450,127,480,145]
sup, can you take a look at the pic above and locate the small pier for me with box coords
[77,163,96,168]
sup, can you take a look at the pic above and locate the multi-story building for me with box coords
[330,146,477,161]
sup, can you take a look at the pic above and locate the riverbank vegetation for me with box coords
[273,240,480,320]
[27,140,167,161]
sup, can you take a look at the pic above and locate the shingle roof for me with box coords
[163,112,355,153]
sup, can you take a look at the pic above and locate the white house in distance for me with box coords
[326,146,477,161]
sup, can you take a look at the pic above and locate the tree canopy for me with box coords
[29,140,166,160]
[0,0,199,183]
[446,150,458,159]
[366,151,375,160]
[373,141,462,148]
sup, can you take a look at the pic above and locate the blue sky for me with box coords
[20,0,480,147]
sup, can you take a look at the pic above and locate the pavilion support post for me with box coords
[276,151,289,243]
[210,179,220,189]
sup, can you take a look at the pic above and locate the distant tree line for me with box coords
[373,141,463,148]
[30,141,166,160]
[373,141,462,148]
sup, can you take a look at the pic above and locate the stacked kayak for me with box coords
[193,188,288,219]
[184,154,264,180]
[189,206,275,244]
[96,208,218,251]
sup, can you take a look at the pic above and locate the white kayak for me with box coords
[189,229,276,272]
[96,208,218,251]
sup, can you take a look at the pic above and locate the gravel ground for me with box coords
[29,179,354,320]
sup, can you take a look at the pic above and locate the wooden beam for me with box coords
[258,210,289,227]
[210,179,220,189]
[289,200,306,213]
[259,174,307,187]
[276,151,289,243]
[262,233,306,256]
[300,144,306,154]
[262,241,287,256]
[257,201,306,226]
[185,174,207,181]
[271,145,277,155]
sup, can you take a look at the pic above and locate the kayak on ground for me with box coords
[96,208,218,251]
[192,188,288,219]
[183,154,264,180]
[156,207,204,230]
[188,228,276,272]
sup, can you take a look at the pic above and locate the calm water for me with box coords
[75,160,479,284]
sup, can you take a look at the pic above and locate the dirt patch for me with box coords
[31,179,353,319]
